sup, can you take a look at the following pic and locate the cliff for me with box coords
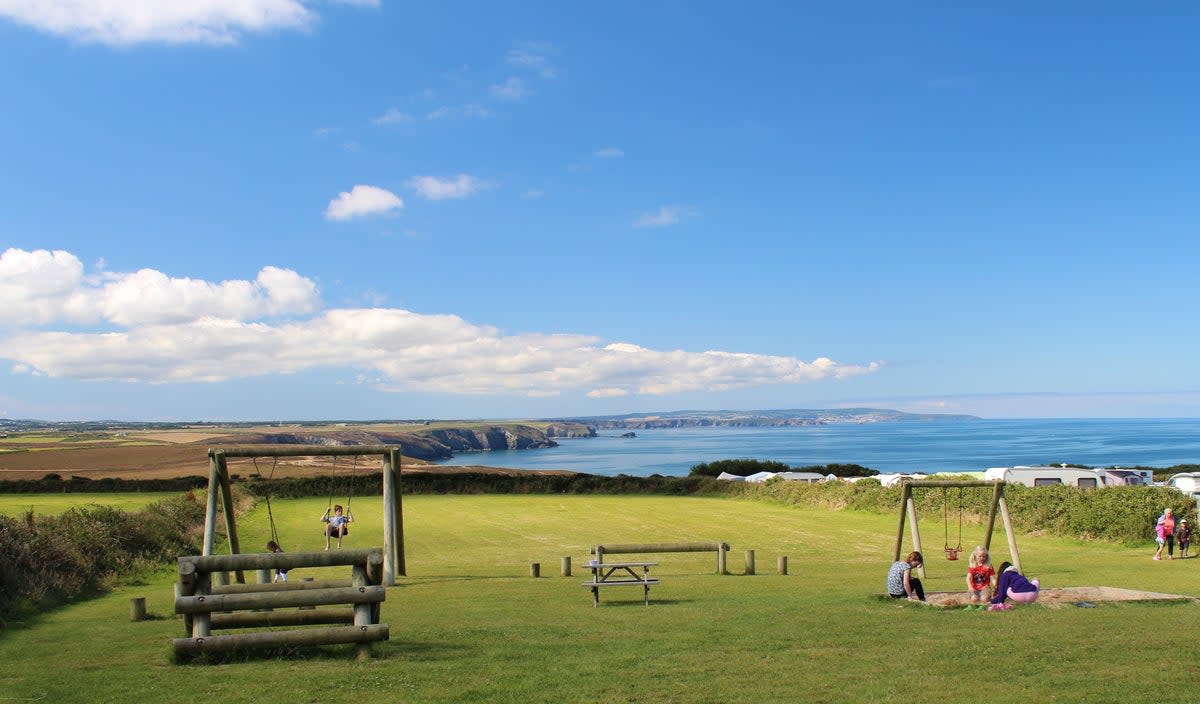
[227,422,595,462]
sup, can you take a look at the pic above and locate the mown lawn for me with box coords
[1,493,1197,703]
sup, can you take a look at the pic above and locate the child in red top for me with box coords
[965,546,995,610]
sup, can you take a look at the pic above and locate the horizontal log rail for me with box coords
[209,579,352,595]
[210,445,398,458]
[211,608,355,630]
[590,541,729,554]
[176,585,384,614]
[179,548,382,576]
[173,624,389,655]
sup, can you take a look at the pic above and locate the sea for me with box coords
[434,418,1200,477]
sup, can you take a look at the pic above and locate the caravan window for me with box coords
[1034,478,1062,486]
[1077,478,1098,489]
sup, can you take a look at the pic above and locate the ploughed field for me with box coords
[1,494,1197,704]
[0,425,561,480]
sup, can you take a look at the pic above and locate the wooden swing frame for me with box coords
[202,445,405,586]
[893,480,1021,579]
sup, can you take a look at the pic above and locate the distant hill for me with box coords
[545,408,979,429]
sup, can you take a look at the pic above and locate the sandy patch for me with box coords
[923,586,1197,608]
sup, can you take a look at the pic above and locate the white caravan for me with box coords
[983,466,1104,489]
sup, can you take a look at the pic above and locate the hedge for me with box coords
[731,478,1195,544]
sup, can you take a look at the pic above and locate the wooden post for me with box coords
[130,597,147,622]
[744,550,755,575]
[560,556,572,577]
[983,481,1003,552]
[906,490,925,579]
[202,451,221,556]
[530,562,540,578]
[718,543,728,574]
[351,563,373,661]
[777,555,788,575]
[382,449,397,585]
[391,448,406,578]
[999,493,1022,573]
[216,450,241,568]
[894,482,911,562]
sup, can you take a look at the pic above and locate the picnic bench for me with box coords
[582,561,659,606]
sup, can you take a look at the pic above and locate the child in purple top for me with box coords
[988,561,1039,610]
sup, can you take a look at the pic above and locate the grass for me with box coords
[1,493,1198,703]
[0,492,182,517]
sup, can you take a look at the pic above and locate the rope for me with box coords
[253,455,282,550]
[345,454,360,510]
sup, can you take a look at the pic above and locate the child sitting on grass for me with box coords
[964,546,995,610]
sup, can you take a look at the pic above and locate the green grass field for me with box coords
[0,492,180,518]
[1,493,1197,703]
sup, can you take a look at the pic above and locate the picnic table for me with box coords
[582,560,659,606]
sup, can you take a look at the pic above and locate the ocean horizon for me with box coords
[435,418,1200,477]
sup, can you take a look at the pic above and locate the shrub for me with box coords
[0,494,204,621]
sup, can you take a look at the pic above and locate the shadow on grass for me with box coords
[590,598,689,607]
[172,639,467,665]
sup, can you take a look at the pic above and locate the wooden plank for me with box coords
[211,608,355,629]
[214,445,398,458]
[175,585,385,614]
[180,548,382,574]
[210,579,351,595]
[581,580,660,587]
[590,542,728,554]
[173,624,389,655]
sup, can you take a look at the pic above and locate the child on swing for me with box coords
[964,546,995,610]
[321,504,353,550]
[266,540,288,583]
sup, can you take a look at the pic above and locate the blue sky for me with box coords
[1,2,1198,421]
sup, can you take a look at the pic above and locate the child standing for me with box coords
[964,546,995,610]
[266,540,288,583]
[1178,519,1191,558]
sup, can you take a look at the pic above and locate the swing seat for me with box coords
[944,547,961,561]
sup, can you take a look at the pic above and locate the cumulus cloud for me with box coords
[0,248,319,328]
[325,185,404,220]
[0,0,326,46]
[633,205,694,228]
[491,77,529,101]
[0,249,881,396]
[407,174,485,200]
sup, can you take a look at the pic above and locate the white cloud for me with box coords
[0,0,318,46]
[0,248,319,327]
[594,147,624,158]
[407,174,485,201]
[490,77,529,101]
[521,189,545,200]
[425,104,489,121]
[325,185,404,220]
[587,388,628,399]
[313,127,340,137]
[0,250,881,395]
[633,205,694,228]
[507,43,557,79]
[372,108,412,125]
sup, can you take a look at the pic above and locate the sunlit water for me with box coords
[435,418,1200,477]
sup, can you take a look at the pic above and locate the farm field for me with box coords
[0,492,180,517]
[1,493,1198,703]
